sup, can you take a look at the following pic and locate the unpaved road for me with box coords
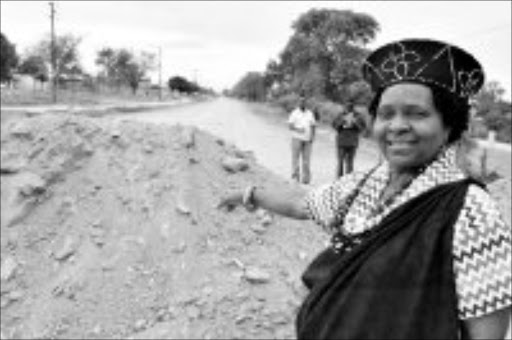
[114,97,381,186]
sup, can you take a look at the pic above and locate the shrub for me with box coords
[485,112,512,143]
[274,93,301,112]
[308,98,343,124]
[496,117,511,143]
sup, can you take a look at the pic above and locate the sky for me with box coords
[1,1,511,99]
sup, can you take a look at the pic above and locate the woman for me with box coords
[219,39,511,339]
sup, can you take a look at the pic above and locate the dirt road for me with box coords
[113,97,381,186]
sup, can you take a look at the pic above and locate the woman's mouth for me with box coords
[387,140,416,147]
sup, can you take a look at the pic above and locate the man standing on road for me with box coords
[288,95,317,184]
[332,102,366,177]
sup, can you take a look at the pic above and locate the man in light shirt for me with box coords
[288,95,317,184]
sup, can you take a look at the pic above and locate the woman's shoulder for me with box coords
[465,181,498,206]
[458,181,510,231]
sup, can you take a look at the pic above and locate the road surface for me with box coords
[113,97,381,186]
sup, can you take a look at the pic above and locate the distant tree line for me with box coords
[0,31,209,97]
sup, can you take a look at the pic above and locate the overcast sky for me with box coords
[1,1,511,99]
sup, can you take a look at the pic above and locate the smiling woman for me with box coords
[219,38,511,339]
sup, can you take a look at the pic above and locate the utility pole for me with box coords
[49,1,57,103]
[158,46,162,101]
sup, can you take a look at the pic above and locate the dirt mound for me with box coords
[0,114,326,339]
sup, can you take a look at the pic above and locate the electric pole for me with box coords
[158,46,162,101]
[49,1,57,103]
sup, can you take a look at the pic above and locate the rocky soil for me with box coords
[0,113,327,339]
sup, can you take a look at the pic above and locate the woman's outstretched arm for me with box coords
[218,184,310,220]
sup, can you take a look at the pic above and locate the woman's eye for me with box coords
[376,110,393,120]
[409,110,430,118]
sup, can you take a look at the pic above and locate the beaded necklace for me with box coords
[369,163,428,218]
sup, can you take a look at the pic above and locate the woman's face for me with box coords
[372,83,450,172]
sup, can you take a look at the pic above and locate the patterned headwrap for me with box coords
[362,39,485,99]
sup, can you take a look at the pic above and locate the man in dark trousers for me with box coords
[332,102,366,177]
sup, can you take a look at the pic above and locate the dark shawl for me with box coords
[297,179,479,340]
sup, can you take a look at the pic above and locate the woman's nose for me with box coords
[388,114,411,132]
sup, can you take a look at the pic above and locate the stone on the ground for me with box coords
[160,223,170,239]
[188,156,199,164]
[91,325,102,335]
[0,256,18,281]
[143,144,153,153]
[176,201,191,215]
[110,128,122,138]
[221,156,249,173]
[232,149,252,159]
[7,121,33,138]
[298,251,308,261]
[260,214,273,226]
[172,241,187,254]
[181,127,196,148]
[249,224,266,234]
[15,172,46,197]
[0,154,27,174]
[134,319,146,331]
[53,236,78,261]
[244,267,271,284]
[7,290,24,302]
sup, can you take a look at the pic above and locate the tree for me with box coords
[472,80,512,143]
[95,47,117,79]
[473,81,506,115]
[168,76,200,94]
[231,72,267,101]
[29,33,84,80]
[0,32,19,82]
[347,79,373,105]
[95,47,155,94]
[18,55,49,84]
[273,8,379,103]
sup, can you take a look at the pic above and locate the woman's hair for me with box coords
[368,83,470,144]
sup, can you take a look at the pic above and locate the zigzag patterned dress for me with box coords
[302,145,511,336]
